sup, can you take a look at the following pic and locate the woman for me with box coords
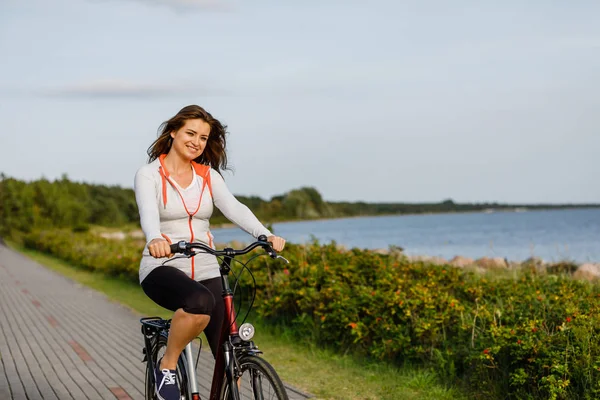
[134,105,285,400]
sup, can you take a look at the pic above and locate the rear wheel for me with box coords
[145,334,190,400]
[220,355,289,400]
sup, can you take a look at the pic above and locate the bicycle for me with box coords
[140,235,291,400]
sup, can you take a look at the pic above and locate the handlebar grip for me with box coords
[257,234,278,258]
[170,243,181,253]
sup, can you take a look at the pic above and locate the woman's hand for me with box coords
[148,238,173,258]
[267,235,286,252]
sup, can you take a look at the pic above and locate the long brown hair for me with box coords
[147,105,229,173]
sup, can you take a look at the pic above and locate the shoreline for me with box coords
[210,206,600,230]
[212,238,600,277]
[209,209,600,263]
[109,226,599,265]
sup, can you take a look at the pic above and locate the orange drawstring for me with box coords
[160,167,168,208]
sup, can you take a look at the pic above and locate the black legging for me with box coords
[141,266,224,358]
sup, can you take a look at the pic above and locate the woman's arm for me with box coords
[134,168,163,244]
[210,170,273,239]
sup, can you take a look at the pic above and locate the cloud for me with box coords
[43,79,228,99]
[110,0,232,12]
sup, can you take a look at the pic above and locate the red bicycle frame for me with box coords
[208,253,240,400]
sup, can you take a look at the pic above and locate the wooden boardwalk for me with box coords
[0,244,311,400]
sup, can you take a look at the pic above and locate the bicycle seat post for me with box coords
[184,342,199,397]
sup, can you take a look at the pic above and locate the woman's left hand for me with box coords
[267,235,286,252]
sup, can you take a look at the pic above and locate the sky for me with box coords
[1,0,599,204]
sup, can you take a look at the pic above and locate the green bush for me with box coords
[21,230,600,399]
[23,229,141,281]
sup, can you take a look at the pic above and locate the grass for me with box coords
[9,241,468,400]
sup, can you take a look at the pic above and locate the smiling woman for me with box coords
[147,105,229,171]
[133,104,286,400]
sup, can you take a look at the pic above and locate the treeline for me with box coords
[0,174,139,237]
[1,174,598,237]
[329,198,600,216]
[214,190,600,222]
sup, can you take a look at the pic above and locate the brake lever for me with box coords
[263,242,289,264]
[265,249,288,264]
[184,249,196,257]
[276,255,290,264]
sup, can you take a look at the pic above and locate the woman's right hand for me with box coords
[148,238,173,258]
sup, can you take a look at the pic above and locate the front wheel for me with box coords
[220,355,289,400]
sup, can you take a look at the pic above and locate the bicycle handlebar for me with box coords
[170,234,288,263]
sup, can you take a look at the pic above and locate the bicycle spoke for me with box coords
[221,356,288,400]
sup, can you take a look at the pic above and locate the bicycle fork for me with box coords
[223,341,240,399]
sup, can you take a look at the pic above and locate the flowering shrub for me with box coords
[22,229,142,280]
[245,240,600,399]
[22,230,600,399]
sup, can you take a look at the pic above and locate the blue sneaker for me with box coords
[154,359,179,400]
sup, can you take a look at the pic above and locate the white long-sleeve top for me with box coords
[134,157,272,283]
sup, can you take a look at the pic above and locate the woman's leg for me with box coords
[141,266,217,369]
[199,277,225,358]
[161,309,209,369]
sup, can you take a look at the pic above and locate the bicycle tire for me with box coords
[220,355,289,400]
[145,333,191,400]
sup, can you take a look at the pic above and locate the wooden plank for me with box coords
[7,285,87,399]
[0,284,42,400]
[39,295,145,399]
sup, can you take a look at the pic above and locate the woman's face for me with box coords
[170,118,211,161]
